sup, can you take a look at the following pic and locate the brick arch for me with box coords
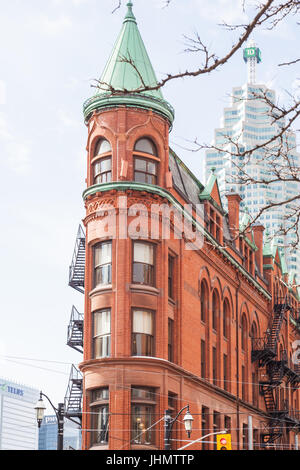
[198,266,211,294]
[211,276,223,300]
[126,125,166,161]
[250,311,261,338]
[222,286,234,319]
[88,128,116,156]
[211,286,222,333]
[126,124,168,187]
[239,301,251,326]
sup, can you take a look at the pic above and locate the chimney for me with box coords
[252,223,264,275]
[226,191,242,248]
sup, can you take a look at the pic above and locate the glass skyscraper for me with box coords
[0,378,39,450]
[205,41,300,279]
[38,415,82,450]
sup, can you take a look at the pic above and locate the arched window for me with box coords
[223,299,230,339]
[135,138,157,155]
[241,315,248,351]
[93,139,112,184]
[200,280,208,323]
[212,290,220,331]
[250,321,258,340]
[134,138,158,185]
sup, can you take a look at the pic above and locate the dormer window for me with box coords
[93,139,112,184]
[134,138,158,185]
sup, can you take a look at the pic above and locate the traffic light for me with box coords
[217,433,232,450]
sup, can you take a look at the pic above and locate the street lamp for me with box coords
[34,396,46,428]
[164,405,194,450]
[34,391,65,451]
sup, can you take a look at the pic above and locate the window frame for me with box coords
[93,241,112,288]
[93,309,111,359]
[200,280,208,323]
[212,290,219,332]
[223,299,230,339]
[92,138,112,185]
[134,156,158,185]
[132,241,156,287]
[168,318,174,362]
[168,255,175,300]
[93,156,112,185]
[90,387,109,447]
[131,387,156,446]
[133,138,159,186]
[131,309,155,358]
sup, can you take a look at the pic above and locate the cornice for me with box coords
[83,182,271,300]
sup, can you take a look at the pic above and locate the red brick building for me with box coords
[72,2,300,450]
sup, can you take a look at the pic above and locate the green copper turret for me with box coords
[83,2,174,126]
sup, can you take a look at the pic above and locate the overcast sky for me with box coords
[0,0,299,414]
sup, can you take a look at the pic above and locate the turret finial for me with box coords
[124,1,136,23]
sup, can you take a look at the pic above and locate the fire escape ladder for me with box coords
[266,304,286,352]
[64,365,83,423]
[266,359,286,386]
[254,296,292,448]
[282,351,300,387]
[260,383,277,413]
[260,384,285,446]
[67,306,84,354]
[69,225,86,294]
[252,296,289,366]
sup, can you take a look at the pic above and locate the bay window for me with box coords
[132,309,155,357]
[134,138,158,185]
[93,139,112,184]
[134,158,157,185]
[132,242,155,286]
[93,309,111,358]
[131,387,156,446]
[94,241,112,287]
[90,388,109,446]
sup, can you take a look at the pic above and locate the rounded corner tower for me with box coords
[79,2,178,451]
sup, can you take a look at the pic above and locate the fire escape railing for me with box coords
[69,225,86,294]
[64,365,83,424]
[67,306,84,354]
[283,353,300,387]
[251,294,293,447]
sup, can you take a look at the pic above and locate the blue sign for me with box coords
[0,383,24,397]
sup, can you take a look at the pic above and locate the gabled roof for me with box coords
[199,167,224,212]
[83,2,174,125]
[263,230,277,258]
[239,208,257,250]
[278,248,288,275]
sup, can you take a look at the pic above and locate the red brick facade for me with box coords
[78,104,300,451]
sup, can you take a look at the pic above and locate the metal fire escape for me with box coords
[64,225,86,428]
[64,364,83,425]
[69,225,86,294]
[67,306,84,354]
[251,294,300,446]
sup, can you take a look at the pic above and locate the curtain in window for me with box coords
[94,310,111,336]
[134,243,153,265]
[95,243,112,267]
[133,310,153,335]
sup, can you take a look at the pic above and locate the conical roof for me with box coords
[83,2,174,126]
